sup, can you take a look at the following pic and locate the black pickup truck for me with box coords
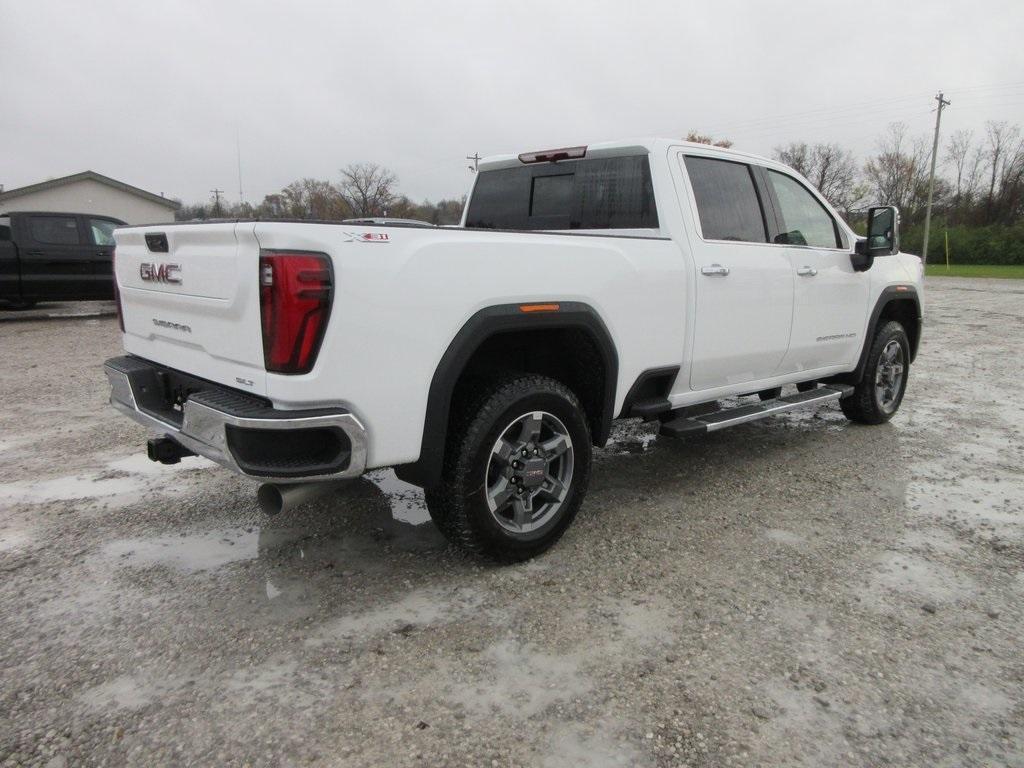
[0,211,125,309]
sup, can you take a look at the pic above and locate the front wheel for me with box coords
[841,320,910,424]
[426,374,592,562]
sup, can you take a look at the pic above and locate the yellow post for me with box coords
[945,231,950,271]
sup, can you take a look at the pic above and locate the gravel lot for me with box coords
[1,277,1022,767]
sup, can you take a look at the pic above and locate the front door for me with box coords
[84,216,120,300]
[762,169,869,372]
[681,154,794,391]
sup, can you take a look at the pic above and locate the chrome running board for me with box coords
[659,385,854,438]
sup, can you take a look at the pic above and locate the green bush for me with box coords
[901,221,1024,265]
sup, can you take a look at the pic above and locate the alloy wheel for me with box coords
[875,339,905,414]
[484,411,574,534]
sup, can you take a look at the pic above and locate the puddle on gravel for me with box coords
[101,476,446,577]
[310,586,484,644]
[441,637,593,718]
[600,421,659,457]
[105,528,261,573]
[372,596,676,720]
[0,474,143,504]
[0,526,33,552]
[906,453,1023,543]
[78,674,178,713]
[542,724,642,768]
[365,469,430,525]
[105,453,216,476]
[863,551,976,605]
[0,453,214,507]
[763,528,806,547]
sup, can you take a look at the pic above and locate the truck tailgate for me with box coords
[113,222,268,396]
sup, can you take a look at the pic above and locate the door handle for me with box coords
[797,266,818,277]
[701,264,730,276]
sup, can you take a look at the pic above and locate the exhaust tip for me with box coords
[257,483,284,516]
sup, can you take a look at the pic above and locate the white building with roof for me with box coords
[0,171,179,224]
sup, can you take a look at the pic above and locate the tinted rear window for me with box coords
[466,155,659,230]
[30,215,81,245]
[684,156,767,243]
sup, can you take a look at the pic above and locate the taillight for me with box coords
[258,251,333,374]
[112,247,125,332]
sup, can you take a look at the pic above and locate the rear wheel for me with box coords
[425,374,591,562]
[841,320,910,424]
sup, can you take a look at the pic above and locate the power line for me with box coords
[466,152,481,173]
[702,79,1024,138]
[707,94,926,134]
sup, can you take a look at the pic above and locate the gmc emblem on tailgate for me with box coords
[140,262,182,284]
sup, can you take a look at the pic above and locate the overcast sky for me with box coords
[2,0,1022,206]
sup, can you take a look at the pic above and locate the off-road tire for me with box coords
[425,374,592,562]
[841,320,910,424]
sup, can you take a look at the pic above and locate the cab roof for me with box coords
[478,138,778,172]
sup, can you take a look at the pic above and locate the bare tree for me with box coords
[685,131,733,148]
[944,130,987,223]
[981,121,1024,223]
[774,142,812,177]
[863,123,934,224]
[946,129,972,205]
[776,142,858,212]
[255,179,348,220]
[337,163,398,218]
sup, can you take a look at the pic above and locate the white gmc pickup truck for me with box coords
[105,139,923,561]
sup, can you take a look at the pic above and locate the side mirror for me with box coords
[852,205,899,272]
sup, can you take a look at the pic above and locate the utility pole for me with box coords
[236,128,244,204]
[210,188,225,216]
[466,152,481,173]
[921,91,950,264]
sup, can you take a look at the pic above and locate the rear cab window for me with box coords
[465,154,659,231]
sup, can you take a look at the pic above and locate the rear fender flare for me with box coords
[395,302,618,488]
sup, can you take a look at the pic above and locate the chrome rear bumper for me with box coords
[104,356,367,483]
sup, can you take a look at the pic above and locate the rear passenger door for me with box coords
[16,214,93,300]
[761,169,869,372]
[0,217,18,301]
[680,155,794,391]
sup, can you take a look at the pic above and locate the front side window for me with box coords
[89,218,118,246]
[465,154,659,230]
[683,156,767,243]
[766,170,840,248]
[29,215,81,245]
